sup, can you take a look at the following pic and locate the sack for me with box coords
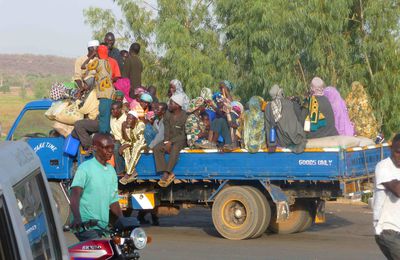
[45,101,69,120]
[55,101,84,125]
[78,90,99,120]
[356,136,375,146]
[306,135,361,149]
[52,121,74,137]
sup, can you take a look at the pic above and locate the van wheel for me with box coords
[49,182,70,226]
[212,186,263,240]
[269,201,312,234]
[243,186,271,238]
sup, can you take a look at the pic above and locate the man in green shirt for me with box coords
[70,133,122,241]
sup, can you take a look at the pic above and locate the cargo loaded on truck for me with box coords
[6,99,389,240]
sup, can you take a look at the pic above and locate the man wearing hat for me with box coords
[73,40,99,90]
[153,93,188,187]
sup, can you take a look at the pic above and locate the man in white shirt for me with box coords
[373,134,400,260]
[110,101,127,175]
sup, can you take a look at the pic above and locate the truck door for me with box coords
[10,109,73,179]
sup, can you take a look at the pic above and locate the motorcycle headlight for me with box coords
[130,228,147,250]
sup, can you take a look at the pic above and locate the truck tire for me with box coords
[212,186,263,240]
[268,201,312,235]
[49,182,70,226]
[297,202,314,232]
[243,186,271,238]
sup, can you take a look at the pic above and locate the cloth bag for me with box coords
[55,101,84,125]
[52,121,74,137]
[45,101,69,120]
[78,90,99,120]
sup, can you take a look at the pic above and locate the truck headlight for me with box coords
[130,228,147,250]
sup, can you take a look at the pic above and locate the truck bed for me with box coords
[135,144,390,181]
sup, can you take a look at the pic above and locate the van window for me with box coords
[13,170,62,260]
[0,195,20,260]
[13,110,54,140]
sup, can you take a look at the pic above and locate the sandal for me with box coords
[158,173,175,187]
[119,172,138,185]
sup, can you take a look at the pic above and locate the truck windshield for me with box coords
[13,110,55,140]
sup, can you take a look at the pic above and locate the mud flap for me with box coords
[315,200,326,224]
[261,182,290,222]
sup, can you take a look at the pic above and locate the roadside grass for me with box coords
[0,91,34,138]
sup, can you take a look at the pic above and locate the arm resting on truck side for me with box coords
[383,180,400,198]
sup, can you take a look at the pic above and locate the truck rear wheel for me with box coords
[212,186,263,240]
[49,182,70,226]
[243,186,271,238]
[269,201,312,234]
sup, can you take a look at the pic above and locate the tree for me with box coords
[215,0,400,136]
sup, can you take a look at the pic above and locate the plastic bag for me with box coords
[306,135,361,149]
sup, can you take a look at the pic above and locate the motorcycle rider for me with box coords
[70,133,123,241]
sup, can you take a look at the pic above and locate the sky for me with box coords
[0,0,124,58]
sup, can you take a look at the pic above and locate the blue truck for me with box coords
[6,99,390,240]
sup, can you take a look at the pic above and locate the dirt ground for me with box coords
[65,201,383,260]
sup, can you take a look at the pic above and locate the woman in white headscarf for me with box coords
[168,79,190,111]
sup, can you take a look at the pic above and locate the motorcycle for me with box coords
[68,217,149,260]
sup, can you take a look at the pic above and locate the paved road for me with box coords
[65,202,384,260]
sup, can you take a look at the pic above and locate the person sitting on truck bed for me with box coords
[148,102,167,150]
[70,133,123,241]
[110,101,127,176]
[185,97,208,148]
[198,92,239,150]
[265,85,307,153]
[295,77,338,139]
[373,133,400,259]
[154,93,188,187]
[243,96,266,153]
[119,111,146,185]
[323,86,355,136]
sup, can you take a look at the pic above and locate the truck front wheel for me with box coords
[212,186,263,240]
[49,182,70,226]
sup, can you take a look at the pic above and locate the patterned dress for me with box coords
[243,96,266,153]
[345,82,379,139]
[121,121,146,175]
[185,114,206,148]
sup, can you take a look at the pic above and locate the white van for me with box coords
[0,141,69,259]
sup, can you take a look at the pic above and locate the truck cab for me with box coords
[0,141,69,259]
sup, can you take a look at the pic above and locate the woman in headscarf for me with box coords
[169,79,190,111]
[185,97,209,148]
[243,96,266,153]
[265,84,307,153]
[345,81,379,139]
[299,77,338,139]
[119,110,146,185]
[323,86,355,136]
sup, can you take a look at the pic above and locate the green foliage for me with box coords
[0,85,10,94]
[84,0,400,136]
